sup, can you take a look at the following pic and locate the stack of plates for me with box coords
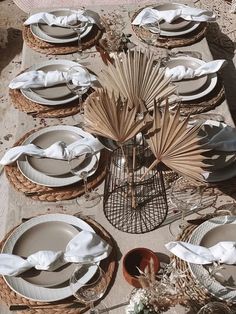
[21,60,82,106]
[1,214,97,301]
[188,216,236,303]
[165,56,218,102]
[30,9,93,44]
[145,3,201,37]
[17,125,100,187]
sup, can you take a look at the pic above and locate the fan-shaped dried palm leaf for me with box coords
[99,49,176,110]
[143,105,209,182]
[84,89,151,144]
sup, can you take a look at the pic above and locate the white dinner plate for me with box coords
[17,125,100,187]
[165,57,218,101]
[188,216,236,303]
[1,213,96,302]
[20,60,81,106]
[30,9,93,44]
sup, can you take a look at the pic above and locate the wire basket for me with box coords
[103,142,169,233]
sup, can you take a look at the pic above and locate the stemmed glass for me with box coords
[68,144,101,208]
[138,16,161,50]
[66,11,89,60]
[70,263,108,314]
[197,302,232,314]
[168,176,204,237]
[66,65,91,113]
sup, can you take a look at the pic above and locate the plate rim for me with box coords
[17,125,100,187]
[1,213,95,302]
[30,9,93,44]
[166,56,218,101]
[20,59,80,106]
[188,215,236,303]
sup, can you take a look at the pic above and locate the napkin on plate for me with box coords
[0,137,104,166]
[9,70,97,90]
[132,6,216,26]
[24,10,92,27]
[165,59,226,81]
[166,241,236,264]
[0,230,112,276]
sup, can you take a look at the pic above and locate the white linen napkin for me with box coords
[166,241,236,264]
[24,10,91,27]
[0,137,104,166]
[132,6,216,26]
[165,59,226,82]
[9,70,97,90]
[0,230,112,276]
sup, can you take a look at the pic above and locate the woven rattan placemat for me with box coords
[4,128,110,202]
[172,214,236,310]
[178,77,225,116]
[131,7,207,49]
[23,25,103,55]
[0,214,117,314]
[9,87,93,118]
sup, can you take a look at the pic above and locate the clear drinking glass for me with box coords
[66,65,91,113]
[138,16,161,49]
[168,176,204,237]
[197,302,232,314]
[68,144,101,208]
[66,11,89,60]
[70,263,108,314]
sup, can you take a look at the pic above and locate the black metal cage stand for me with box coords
[103,143,169,234]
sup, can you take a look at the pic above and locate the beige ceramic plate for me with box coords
[154,3,190,31]
[13,221,78,287]
[166,57,208,94]
[27,129,83,176]
[189,216,236,303]
[30,64,72,100]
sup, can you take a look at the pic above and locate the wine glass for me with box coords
[66,11,89,60]
[138,16,161,50]
[66,65,91,113]
[197,302,232,314]
[168,176,204,237]
[70,263,108,314]
[68,143,101,208]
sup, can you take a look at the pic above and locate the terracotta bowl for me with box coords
[122,247,160,288]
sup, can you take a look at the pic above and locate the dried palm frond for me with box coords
[143,104,209,182]
[99,49,176,110]
[84,89,151,144]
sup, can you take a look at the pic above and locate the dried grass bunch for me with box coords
[143,104,208,182]
[84,89,151,145]
[99,49,176,110]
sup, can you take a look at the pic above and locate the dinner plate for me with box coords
[188,216,236,303]
[1,213,96,302]
[30,9,93,44]
[13,221,79,287]
[166,57,207,94]
[165,57,218,101]
[17,125,100,187]
[20,60,80,106]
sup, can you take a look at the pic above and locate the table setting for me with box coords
[1,0,236,313]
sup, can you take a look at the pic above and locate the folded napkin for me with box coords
[165,59,226,81]
[166,241,236,265]
[0,137,104,166]
[24,10,91,27]
[132,6,216,26]
[204,124,236,152]
[9,70,97,90]
[0,230,112,276]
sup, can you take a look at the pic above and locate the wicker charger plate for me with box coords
[9,86,93,119]
[177,76,225,116]
[0,214,117,314]
[4,128,110,202]
[171,214,236,310]
[23,25,103,55]
[131,7,207,49]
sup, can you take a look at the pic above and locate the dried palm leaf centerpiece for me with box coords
[98,48,176,111]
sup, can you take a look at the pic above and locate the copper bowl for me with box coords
[122,247,160,288]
